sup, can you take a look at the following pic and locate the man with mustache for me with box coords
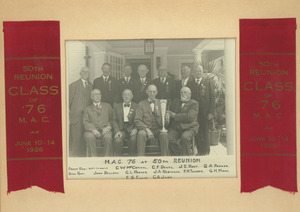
[83,89,114,157]
[93,63,118,106]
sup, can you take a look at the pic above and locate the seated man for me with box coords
[83,89,114,157]
[134,85,169,156]
[112,89,138,156]
[167,87,199,156]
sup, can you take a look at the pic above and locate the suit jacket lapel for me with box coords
[182,100,190,111]
[119,103,124,122]
[128,104,135,122]
[78,79,85,95]
[129,77,134,85]
[146,101,154,117]
[92,104,99,113]
[154,99,162,125]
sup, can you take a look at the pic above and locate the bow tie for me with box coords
[149,100,155,104]
[124,104,130,107]
[95,103,102,109]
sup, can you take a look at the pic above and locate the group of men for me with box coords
[69,62,215,157]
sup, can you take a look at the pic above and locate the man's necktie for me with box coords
[197,79,200,86]
[96,103,102,110]
[181,101,186,108]
[84,81,88,88]
[124,104,130,107]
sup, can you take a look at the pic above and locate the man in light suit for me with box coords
[134,85,169,156]
[112,89,138,156]
[167,87,199,156]
[116,64,135,103]
[93,63,118,106]
[152,65,175,100]
[69,66,93,157]
[188,65,215,155]
[132,64,151,103]
[83,89,114,157]
[175,65,193,98]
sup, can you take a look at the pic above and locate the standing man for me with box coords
[93,63,117,106]
[69,66,93,157]
[134,85,169,156]
[175,65,193,98]
[116,64,135,103]
[132,64,151,103]
[152,65,175,100]
[188,65,215,155]
[112,89,138,156]
[167,87,199,156]
[83,89,114,157]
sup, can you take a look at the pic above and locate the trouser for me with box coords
[84,131,113,157]
[69,119,85,157]
[114,131,137,156]
[168,128,195,156]
[137,129,169,156]
[196,114,210,155]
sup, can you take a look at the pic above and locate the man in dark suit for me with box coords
[134,85,169,156]
[93,63,117,106]
[132,64,151,103]
[116,64,135,103]
[167,87,199,156]
[188,65,215,155]
[175,65,193,98]
[69,66,93,157]
[152,65,175,100]
[112,89,138,156]
[83,89,114,157]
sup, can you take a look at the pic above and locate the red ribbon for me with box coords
[240,18,297,192]
[4,21,64,193]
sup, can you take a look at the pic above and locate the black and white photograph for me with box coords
[67,38,236,179]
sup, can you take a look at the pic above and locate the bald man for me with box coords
[132,64,151,103]
[112,89,138,156]
[167,87,199,156]
[69,66,93,157]
[134,85,169,156]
